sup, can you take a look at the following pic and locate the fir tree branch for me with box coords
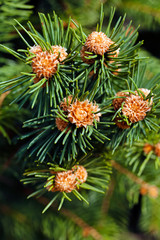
[37,196,103,240]
[110,160,158,195]
[101,178,115,216]
[0,204,27,223]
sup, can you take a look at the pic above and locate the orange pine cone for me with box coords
[140,185,148,196]
[55,117,70,132]
[54,170,77,193]
[29,45,42,54]
[81,31,119,64]
[84,31,114,56]
[60,95,73,112]
[46,165,88,194]
[68,99,101,128]
[72,165,88,184]
[113,89,153,124]
[32,51,59,79]
[80,46,95,64]
[148,186,159,198]
[31,45,67,80]
[154,142,160,157]
[122,94,152,123]
[51,45,68,62]
[143,143,153,155]
[115,117,131,129]
[112,91,129,110]
[33,76,46,88]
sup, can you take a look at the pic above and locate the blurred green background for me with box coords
[1,0,160,239]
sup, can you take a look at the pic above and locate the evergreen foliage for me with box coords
[1,1,160,211]
[1,1,160,239]
[0,0,33,43]
[106,0,160,30]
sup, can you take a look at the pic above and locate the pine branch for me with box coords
[37,196,103,240]
[101,178,116,216]
[110,160,159,199]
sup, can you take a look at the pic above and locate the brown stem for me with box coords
[101,178,115,215]
[0,91,10,107]
[110,160,159,198]
[0,204,27,222]
[37,196,103,240]
[110,160,146,185]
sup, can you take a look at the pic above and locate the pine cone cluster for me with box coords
[140,184,159,198]
[56,96,101,131]
[55,117,70,132]
[143,142,160,157]
[113,88,153,129]
[46,165,88,193]
[30,45,68,80]
[80,31,119,64]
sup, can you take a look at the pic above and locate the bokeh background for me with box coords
[1,0,160,239]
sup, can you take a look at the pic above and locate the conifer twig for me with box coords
[110,160,159,198]
[0,91,10,107]
[0,204,27,222]
[61,208,103,240]
[101,178,115,215]
[37,196,103,240]
[110,160,145,185]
